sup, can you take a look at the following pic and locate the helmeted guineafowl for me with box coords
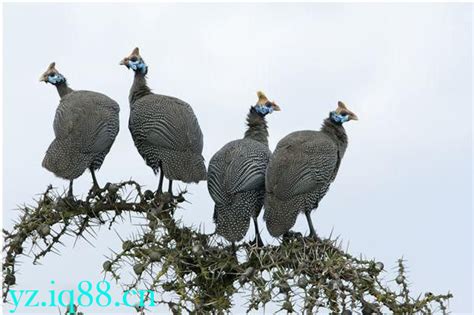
[208,91,280,246]
[40,62,120,197]
[120,48,206,194]
[264,101,358,238]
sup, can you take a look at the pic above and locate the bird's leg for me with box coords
[87,168,103,198]
[250,217,264,247]
[168,180,173,196]
[156,164,165,194]
[90,168,100,190]
[67,180,74,198]
[305,211,318,239]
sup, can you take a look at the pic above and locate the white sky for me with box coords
[3,3,472,314]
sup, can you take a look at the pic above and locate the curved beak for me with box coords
[39,74,48,82]
[119,58,128,66]
[272,102,281,111]
[349,113,359,121]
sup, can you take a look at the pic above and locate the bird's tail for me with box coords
[263,192,300,237]
[42,138,91,180]
[163,150,207,183]
[214,203,252,243]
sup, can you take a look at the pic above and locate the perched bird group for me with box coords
[40,47,358,244]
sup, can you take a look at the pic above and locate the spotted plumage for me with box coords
[208,91,280,244]
[40,62,120,196]
[121,48,206,192]
[264,101,357,238]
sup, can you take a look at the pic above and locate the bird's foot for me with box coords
[144,190,155,201]
[155,191,172,204]
[58,195,79,210]
[173,192,185,203]
[229,242,238,256]
[88,184,102,198]
[307,230,320,241]
[155,190,185,205]
[282,230,303,241]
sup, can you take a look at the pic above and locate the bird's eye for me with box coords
[48,73,56,78]
[265,102,272,107]
[130,56,138,62]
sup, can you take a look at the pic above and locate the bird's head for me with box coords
[329,101,358,124]
[253,91,281,116]
[39,62,66,85]
[120,47,148,75]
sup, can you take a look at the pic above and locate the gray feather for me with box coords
[128,72,206,183]
[208,106,273,242]
[43,90,120,180]
[264,118,348,237]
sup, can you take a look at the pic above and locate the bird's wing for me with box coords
[54,92,119,153]
[53,99,82,139]
[208,140,270,204]
[267,133,339,199]
[227,142,270,194]
[208,145,230,205]
[144,96,203,153]
[86,121,115,153]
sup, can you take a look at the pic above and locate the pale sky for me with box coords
[3,3,472,314]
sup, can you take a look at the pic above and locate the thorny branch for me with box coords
[3,182,452,313]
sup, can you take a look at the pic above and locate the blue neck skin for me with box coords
[330,111,349,124]
[48,73,65,84]
[128,60,148,74]
[255,104,273,116]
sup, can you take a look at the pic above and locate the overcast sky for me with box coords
[3,3,472,314]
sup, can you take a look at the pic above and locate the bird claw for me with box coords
[144,190,155,201]
[155,191,185,205]
[155,191,172,204]
[304,234,320,245]
[174,193,185,203]
[59,195,79,209]
[64,195,75,203]
[89,184,102,198]
[282,230,303,241]
[307,232,319,240]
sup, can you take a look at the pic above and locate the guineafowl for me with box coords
[120,48,206,195]
[264,101,358,238]
[208,91,280,246]
[40,62,120,197]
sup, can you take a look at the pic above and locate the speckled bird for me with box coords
[208,91,280,245]
[40,62,120,197]
[264,101,358,238]
[120,48,206,194]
